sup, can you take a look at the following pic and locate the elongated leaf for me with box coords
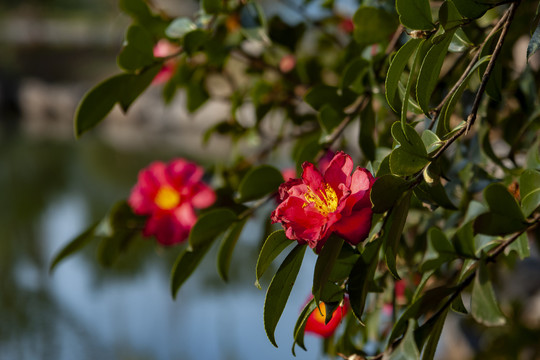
[117,64,161,112]
[313,236,344,302]
[479,28,503,101]
[421,228,456,271]
[471,260,506,326]
[390,122,430,176]
[528,21,540,60]
[396,0,434,31]
[386,39,423,113]
[383,191,412,279]
[400,41,424,128]
[371,174,410,213]
[340,57,370,93]
[49,222,98,273]
[292,297,317,355]
[452,0,492,19]
[217,218,248,282]
[416,30,456,115]
[255,230,294,289]
[439,0,466,30]
[236,165,284,203]
[264,244,307,347]
[189,209,238,250]
[389,320,420,360]
[348,237,383,322]
[520,169,540,217]
[171,243,213,299]
[508,233,530,260]
[437,56,490,136]
[359,97,376,161]
[421,309,448,360]
[117,24,155,72]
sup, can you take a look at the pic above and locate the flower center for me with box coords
[303,183,338,215]
[155,186,181,210]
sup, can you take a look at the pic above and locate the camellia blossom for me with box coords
[271,151,375,251]
[152,39,181,85]
[128,159,216,246]
[305,300,348,338]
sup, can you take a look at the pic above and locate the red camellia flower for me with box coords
[271,151,375,251]
[305,301,348,338]
[128,159,216,246]
[152,39,181,85]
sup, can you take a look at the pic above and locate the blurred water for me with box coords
[0,134,328,360]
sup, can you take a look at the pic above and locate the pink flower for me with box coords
[305,300,348,338]
[128,159,216,246]
[271,151,375,251]
[152,39,181,85]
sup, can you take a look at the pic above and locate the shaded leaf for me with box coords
[388,319,420,360]
[396,0,434,31]
[313,236,344,302]
[370,174,410,213]
[117,24,155,72]
[520,169,540,217]
[359,97,376,161]
[471,260,506,326]
[264,244,307,347]
[390,122,430,176]
[236,165,284,203]
[217,218,248,282]
[49,222,98,273]
[383,191,412,279]
[292,297,317,355]
[189,208,238,250]
[255,230,294,289]
[353,6,399,45]
[171,242,213,299]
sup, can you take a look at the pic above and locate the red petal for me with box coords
[333,207,373,245]
[301,162,324,191]
[190,183,216,209]
[323,151,353,191]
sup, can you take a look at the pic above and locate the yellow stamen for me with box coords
[303,183,338,215]
[155,186,181,210]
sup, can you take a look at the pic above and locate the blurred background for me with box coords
[0,1,328,359]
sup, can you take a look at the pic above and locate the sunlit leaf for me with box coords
[255,230,294,289]
[396,0,434,31]
[292,297,317,355]
[171,242,213,299]
[217,218,248,282]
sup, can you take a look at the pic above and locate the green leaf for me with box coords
[370,174,410,213]
[451,294,468,314]
[396,0,434,31]
[452,222,477,258]
[166,17,197,39]
[292,297,317,355]
[416,30,456,115]
[340,58,370,94]
[236,165,284,203]
[389,320,420,360]
[508,233,530,260]
[49,223,98,273]
[452,0,492,19]
[437,56,490,137]
[421,227,456,271]
[474,183,527,235]
[471,260,506,326]
[304,85,356,111]
[318,105,344,137]
[186,77,209,112]
[479,28,503,101]
[390,122,430,176]
[389,286,455,344]
[353,6,399,45]
[264,244,307,347]
[119,0,168,37]
[520,169,540,217]
[255,230,294,289]
[74,65,161,137]
[313,236,344,302]
[202,0,222,14]
[170,242,213,299]
[359,97,376,161]
[421,309,448,360]
[383,191,412,279]
[439,0,467,30]
[183,29,211,55]
[188,209,238,250]
[414,182,457,210]
[117,24,155,72]
[386,39,423,113]
[348,237,383,322]
[528,21,540,60]
[217,218,248,282]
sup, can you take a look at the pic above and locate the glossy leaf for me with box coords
[292,297,317,355]
[188,209,238,250]
[166,17,197,39]
[353,6,399,45]
[439,0,466,30]
[171,242,213,299]
[49,222,98,273]
[255,230,294,289]
[313,236,344,302]
[383,191,412,279]
[414,182,457,210]
[416,30,455,115]
[421,227,456,272]
[370,174,410,213]
[471,260,506,326]
[236,165,284,203]
[520,169,540,217]
[452,0,492,19]
[348,237,383,322]
[396,0,434,31]
[385,39,423,113]
[421,309,448,360]
[264,244,307,347]
[390,122,430,176]
[217,218,248,282]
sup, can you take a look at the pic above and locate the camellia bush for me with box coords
[50,0,540,358]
